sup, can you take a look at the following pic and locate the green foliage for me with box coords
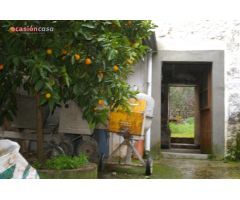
[35,154,89,170]
[226,133,240,161]
[169,117,194,138]
[184,117,194,124]
[169,87,195,119]
[0,20,156,127]
[208,154,217,160]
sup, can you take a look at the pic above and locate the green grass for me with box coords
[169,117,194,138]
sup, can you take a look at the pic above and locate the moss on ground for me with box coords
[102,161,182,179]
[149,142,162,160]
[151,162,182,179]
[101,141,240,179]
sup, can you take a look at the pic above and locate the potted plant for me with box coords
[34,154,97,179]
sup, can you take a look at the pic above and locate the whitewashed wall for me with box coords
[154,20,240,149]
[110,20,240,155]
[127,58,148,93]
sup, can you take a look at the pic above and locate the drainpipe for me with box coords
[145,51,152,152]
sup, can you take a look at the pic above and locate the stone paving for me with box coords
[101,158,240,179]
[158,158,240,179]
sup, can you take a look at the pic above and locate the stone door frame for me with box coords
[151,50,225,157]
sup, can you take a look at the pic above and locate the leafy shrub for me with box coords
[184,117,194,124]
[226,133,240,161]
[35,154,89,170]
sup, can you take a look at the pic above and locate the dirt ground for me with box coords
[101,158,240,179]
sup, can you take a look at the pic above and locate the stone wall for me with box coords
[154,20,240,151]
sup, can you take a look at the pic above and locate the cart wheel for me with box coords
[75,137,98,163]
[59,140,74,156]
[145,157,153,176]
[45,144,65,158]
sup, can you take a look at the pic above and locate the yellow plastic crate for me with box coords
[108,99,147,136]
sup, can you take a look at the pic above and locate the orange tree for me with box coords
[0,20,156,159]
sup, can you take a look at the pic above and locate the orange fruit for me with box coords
[98,99,105,106]
[0,64,4,71]
[45,93,52,99]
[9,26,15,33]
[113,65,119,72]
[46,48,53,55]
[74,54,81,61]
[85,58,92,65]
[62,49,68,55]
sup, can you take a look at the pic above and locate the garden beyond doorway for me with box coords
[169,86,195,139]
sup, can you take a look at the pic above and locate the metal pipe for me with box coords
[145,52,152,152]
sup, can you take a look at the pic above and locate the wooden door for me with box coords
[199,67,212,153]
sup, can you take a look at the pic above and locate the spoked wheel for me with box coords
[75,137,98,163]
[44,136,74,159]
[145,157,153,176]
[59,140,74,156]
[45,143,65,158]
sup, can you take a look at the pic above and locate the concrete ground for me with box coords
[101,158,240,179]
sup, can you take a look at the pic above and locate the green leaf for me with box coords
[39,97,47,106]
[97,37,105,42]
[35,80,44,92]
[64,74,70,87]
[79,72,87,79]
[74,32,78,37]
[71,56,75,65]
[48,100,55,113]
[108,49,115,61]
[42,65,52,73]
[73,85,80,95]
[45,82,53,91]
[82,32,93,40]
[13,57,19,66]
[82,23,95,29]
[113,20,121,27]
[38,68,45,79]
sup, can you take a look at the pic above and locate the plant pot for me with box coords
[38,163,97,179]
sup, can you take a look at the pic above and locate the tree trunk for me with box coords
[36,94,44,161]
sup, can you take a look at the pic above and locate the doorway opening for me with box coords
[161,62,212,154]
[169,85,195,139]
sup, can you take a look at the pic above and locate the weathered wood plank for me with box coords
[0,130,52,141]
